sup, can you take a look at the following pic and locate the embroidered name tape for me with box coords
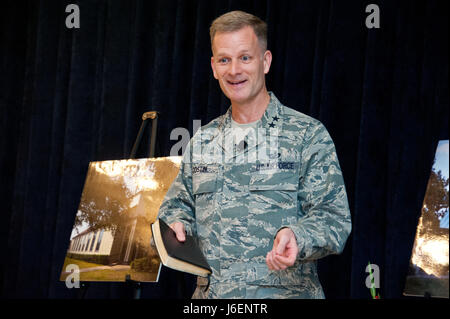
[254,161,295,172]
[192,165,218,174]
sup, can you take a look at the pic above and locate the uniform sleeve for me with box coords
[281,121,352,261]
[157,141,196,236]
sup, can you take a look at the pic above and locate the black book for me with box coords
[151,218,212,277]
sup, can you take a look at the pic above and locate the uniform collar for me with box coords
[214,92,284,158]
[218,91,284,132]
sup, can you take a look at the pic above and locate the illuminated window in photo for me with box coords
[96,230,104,252]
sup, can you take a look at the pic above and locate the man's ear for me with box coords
[263,50,272,74]
[211,57,218,79]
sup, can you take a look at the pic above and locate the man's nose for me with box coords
[229,59,241,76]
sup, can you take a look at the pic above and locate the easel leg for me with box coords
[125,274,143,299]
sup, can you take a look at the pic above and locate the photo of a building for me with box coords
[60,157,182,282]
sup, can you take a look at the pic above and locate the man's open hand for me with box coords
[266,228,298,270]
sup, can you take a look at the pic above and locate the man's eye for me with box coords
[219,58,229,64]
[241,55,251,62]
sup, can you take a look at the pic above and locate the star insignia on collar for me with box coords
[268,122,275,128]
[272,116,279,122]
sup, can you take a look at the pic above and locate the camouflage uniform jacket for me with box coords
[158,92,351,298]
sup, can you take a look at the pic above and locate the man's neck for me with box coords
[231,89,270,124]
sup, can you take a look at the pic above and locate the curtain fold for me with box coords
[1,0,448,298]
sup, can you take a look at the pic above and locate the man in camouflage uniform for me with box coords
[157,11,351,299]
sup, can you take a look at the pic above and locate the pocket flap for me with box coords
[193,173,217,194]
[249,171,298,191]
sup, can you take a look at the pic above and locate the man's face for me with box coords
[211,26,272,105]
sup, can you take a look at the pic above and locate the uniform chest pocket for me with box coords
[248,171,299,218]
[249,170,299,192]
[193,173,217,194]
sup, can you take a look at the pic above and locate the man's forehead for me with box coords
[212,26,259,55]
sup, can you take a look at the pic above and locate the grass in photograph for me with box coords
[59,256,159,282]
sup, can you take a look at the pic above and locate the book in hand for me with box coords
[151,218,212,277]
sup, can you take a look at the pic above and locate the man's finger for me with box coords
[274,253,296,267]
[266,252,274,270]
[266,252,273,270]
[266,251,281,270]
[270,251,282,270]
[271,251,287,270]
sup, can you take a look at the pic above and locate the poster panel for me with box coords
[60,156,181,282]
[404,140,449,298]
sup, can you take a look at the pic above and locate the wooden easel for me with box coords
[130,111,159,159]
[126,111,159,299]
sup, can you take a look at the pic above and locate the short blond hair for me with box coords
[210,10,267,51]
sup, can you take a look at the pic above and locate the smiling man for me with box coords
[211,24,271,120]
[157,10,351,299]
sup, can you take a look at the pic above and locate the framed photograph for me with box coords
[60,156,182,282]
[404,140,449,298]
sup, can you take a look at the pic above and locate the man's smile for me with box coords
[227,79,247,86]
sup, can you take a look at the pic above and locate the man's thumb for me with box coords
[276,235,289,255]
[176,228,186,242]
[171,222,186,242]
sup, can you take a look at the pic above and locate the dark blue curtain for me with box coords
[0,0,448,299]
